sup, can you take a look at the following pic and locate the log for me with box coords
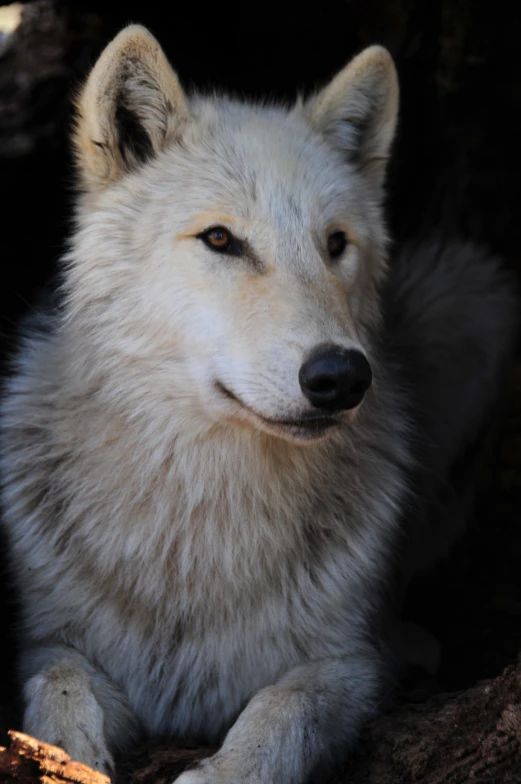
[0,730,214,784]
[342,663,521,784]
[0,731,109,784]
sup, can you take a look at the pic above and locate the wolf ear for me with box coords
[307,46,399,185]
[74,25,190,192]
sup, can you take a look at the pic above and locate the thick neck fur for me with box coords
[38,312,404,612]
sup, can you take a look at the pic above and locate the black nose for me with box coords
[299,345,372,411]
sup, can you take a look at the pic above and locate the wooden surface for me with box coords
[0,731,109,784]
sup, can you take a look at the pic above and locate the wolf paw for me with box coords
[43,731,115,780]
[174,763,243,784]
[24,666,115,779]
[174,763,263,784]
[175,771,212,784]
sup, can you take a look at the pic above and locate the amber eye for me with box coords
[327,231,349,260]
[199,226,232,252]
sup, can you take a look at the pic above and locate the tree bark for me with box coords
[0,731,109,784]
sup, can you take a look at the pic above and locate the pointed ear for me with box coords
[74,25,190,192]
[306,46,399,185]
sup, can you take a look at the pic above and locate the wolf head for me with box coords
[67,25,398,444]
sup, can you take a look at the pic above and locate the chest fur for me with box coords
[4,384,406,738]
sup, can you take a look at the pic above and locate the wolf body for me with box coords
[0,25,517,783]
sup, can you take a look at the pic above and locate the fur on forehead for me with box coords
[74,24,399,195]
[158,98,355,203]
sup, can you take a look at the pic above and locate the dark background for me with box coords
[1,0,521,741]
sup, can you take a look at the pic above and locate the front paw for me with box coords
[24,669,115,779]
[175,771,214,784]
[174,759,253,784]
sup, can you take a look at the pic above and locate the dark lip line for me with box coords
[215,382,341,429]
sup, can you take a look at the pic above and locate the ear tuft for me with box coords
[307,46,399,185]
[74,25,190,192]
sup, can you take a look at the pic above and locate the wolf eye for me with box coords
[327,231,349,260]
[199,226,234,253]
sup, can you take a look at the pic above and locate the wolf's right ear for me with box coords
[74,25,190,192]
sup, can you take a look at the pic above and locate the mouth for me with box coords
[215,382,344,441]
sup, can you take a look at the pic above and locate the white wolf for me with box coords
[0,24,517,784]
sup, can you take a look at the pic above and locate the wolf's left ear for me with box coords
[307,46,399,185]
[74,25,190,192]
